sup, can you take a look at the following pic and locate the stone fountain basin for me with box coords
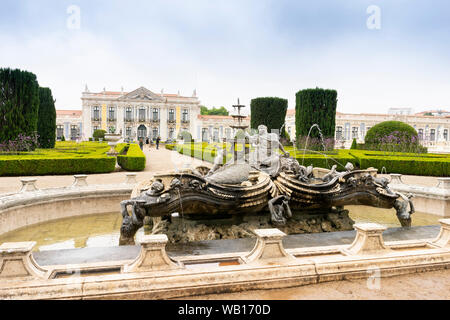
[0,185,132,235]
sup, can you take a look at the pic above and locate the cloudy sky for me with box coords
[1,0,449,114]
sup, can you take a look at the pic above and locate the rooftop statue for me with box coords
[119,126,415,245]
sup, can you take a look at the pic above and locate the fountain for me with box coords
[118,124,415,245]
[105,127,122,156]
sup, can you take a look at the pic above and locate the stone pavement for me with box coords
[0,146,209,195]
[0,146,443,194]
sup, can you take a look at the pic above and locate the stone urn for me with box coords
[105,133,122,156]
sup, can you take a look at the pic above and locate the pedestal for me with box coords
[125,173,138,185]
[19,178,38,193]
[342,223,392,256]
[0,242,47,281]
[72,175,88,187]
[123,234,182,273]
[244,229,295,264]
[430,219,450,248]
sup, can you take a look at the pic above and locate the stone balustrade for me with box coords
[1,223,450,299]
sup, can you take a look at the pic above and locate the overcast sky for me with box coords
[1,0,449,114]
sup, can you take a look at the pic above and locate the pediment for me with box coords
[118,87,163,102]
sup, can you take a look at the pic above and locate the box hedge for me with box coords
[116,143,146,171]
[0,141,116,176]
[169,143,450,177]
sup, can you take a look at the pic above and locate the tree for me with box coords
[200,106,229,116]
[0,68,40,147]
[37,87,56,148]
[350,138,357,149]
[250,97,288,136]
[295,88,337,140]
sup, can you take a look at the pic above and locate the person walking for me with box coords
[156,136,161,150]
[139,137,144,151]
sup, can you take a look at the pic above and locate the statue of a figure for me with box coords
[207,143,234,177]
[119,180,170,245]
[268,195,292,225]
[246,125,290,177]
[394,193,415,227]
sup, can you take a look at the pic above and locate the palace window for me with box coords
[57,125,64,139]
[213,128,220,142]
[93,106,100,121]
[444,129,448,141]
[344,123,350,140]
[139,108,146,122]
[336,126,343,140]
[225,128,232,140]
[126,127,132,137]
[108,107,115,121]
[152,108,159,121]
[202,128,209,142]
[430,129,436,141]
[168,128,175,140]
[360,123,366,139]
[70,125,78,140]
[418,129,424,140]
[352,127,358,139]
[182,109,189,122]
[125,107,133,121]
[152,128,159,140]
[168,109,175,121]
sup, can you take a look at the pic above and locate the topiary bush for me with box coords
[350,138,357,149]
[295,88,337,142]
[364,121,426,153]
[93,129,107,141]
[251,97,288,135]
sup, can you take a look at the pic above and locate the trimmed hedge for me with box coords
[349,150,450,176]
[116,143,146,171]
[170,143,450,177]
[0,141,116,176]
[0,157,116,176]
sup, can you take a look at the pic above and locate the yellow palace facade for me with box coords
[81,86,201,141]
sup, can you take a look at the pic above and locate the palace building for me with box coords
[81,86,202,141]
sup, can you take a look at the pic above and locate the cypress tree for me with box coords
[295,88,337,140]
[250,97,288,136]
[37,87,56,148]
[0,68,40,144]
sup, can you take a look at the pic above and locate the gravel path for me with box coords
[179,269,450,300]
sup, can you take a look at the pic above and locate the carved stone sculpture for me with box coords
[119,126,415,245]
